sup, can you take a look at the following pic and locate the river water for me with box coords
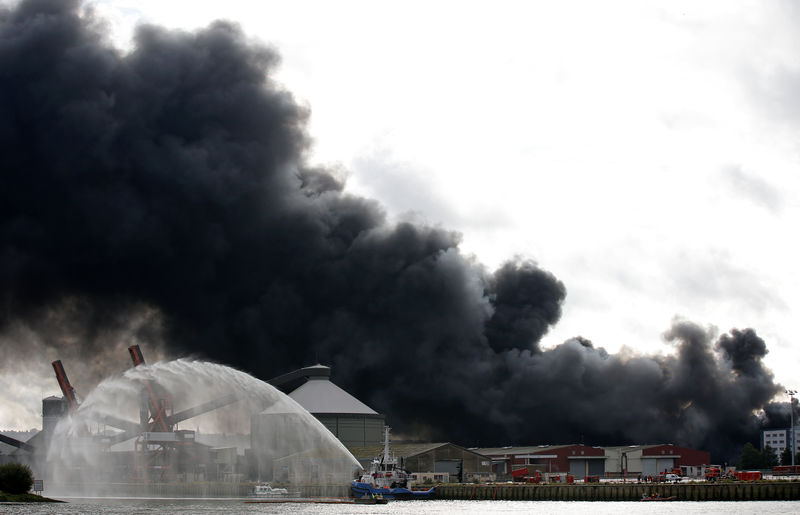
[0,499,797,514]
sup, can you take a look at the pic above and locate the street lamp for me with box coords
[788,390,797,467]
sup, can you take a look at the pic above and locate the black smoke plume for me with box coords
[0,0,784,460]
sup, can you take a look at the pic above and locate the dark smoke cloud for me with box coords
[0,0,784,461]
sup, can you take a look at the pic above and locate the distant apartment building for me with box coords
[762,427,800,458]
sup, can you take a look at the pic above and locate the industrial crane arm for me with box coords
[0,434,35,453]
[167,393,240,426]
[90,413,142,435]
[52,360,79,411]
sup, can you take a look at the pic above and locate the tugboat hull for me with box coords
[351,481,435,500]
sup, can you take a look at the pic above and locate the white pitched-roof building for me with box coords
[282,365,385,447]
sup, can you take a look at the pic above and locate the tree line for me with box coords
[739,442,800,469]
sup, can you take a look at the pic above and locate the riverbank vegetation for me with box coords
[0,491,63,502]
[0,463,61,502]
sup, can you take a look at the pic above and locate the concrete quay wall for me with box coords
[436,481,800,501]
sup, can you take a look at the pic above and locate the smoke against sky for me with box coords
[0,0,793,461]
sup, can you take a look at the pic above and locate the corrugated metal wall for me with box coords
[315,413,384,446]
[642,457,675,476]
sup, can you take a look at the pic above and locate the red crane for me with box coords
[48,346,240,482]
[128,345,171,432]
[52,360,79,411]
[125,345,239,482]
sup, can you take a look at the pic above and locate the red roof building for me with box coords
[475,444,606,477]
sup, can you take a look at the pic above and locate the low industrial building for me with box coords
[476,444,606,479]
[477,443,712,480]
[603,444,711,478]
[0,407,54,473]
[348,442,493,483]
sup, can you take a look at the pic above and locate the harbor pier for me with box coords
[435,481,800,501]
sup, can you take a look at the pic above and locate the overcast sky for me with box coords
[30,1,800,401]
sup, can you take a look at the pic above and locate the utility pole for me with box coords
[788,389,797,467]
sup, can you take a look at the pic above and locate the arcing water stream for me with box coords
[45,359,360,494]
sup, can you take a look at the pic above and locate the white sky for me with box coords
[68,1,800,398]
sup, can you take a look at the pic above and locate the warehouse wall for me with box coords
[315,413,385,446]
[405,444,491,481]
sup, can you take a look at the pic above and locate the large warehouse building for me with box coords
[270,364,385,447]
[476,444,606,478]
[271,365,495,483]
[603,444,711,478]
[477,443,711,480]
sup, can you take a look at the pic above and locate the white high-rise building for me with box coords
[762,427,800,458]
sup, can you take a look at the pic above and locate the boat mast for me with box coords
[383,426,391,463]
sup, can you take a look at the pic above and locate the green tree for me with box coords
[0,463,33,494]
[781,446,793,465]
[763,445,779,468]
[740,443,764,469]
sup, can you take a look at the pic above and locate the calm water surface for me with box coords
[0,499,797,514]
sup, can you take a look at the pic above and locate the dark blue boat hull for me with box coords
[351,481,435,500]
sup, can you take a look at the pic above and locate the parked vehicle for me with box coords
[705,466,721,481]
[773,465,800,476]
[732,470,762,481]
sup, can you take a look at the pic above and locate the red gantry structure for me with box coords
[45,346,240,483]
[125,344,240,482]
[51,360,79,412]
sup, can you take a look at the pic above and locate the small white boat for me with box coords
[252,483,290,497]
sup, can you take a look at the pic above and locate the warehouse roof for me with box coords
[474,445,571,456]
[347,442,489,460]
[603,444,677,453]
[289,376,378,415]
